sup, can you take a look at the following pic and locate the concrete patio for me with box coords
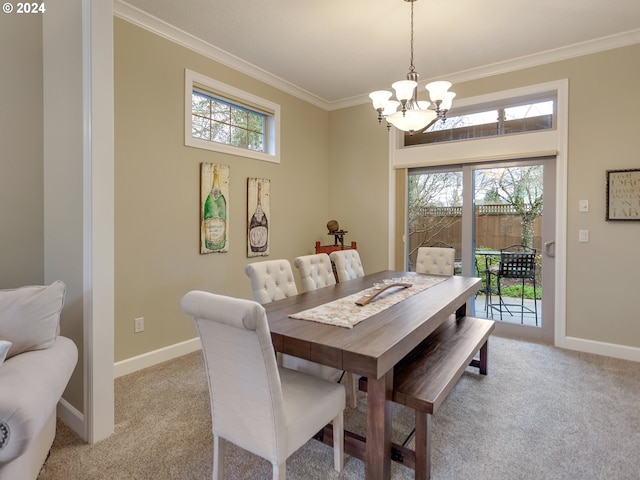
[472,294,540,327]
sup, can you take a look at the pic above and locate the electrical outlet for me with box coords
[578,229,589,243]
[134,317,144,333]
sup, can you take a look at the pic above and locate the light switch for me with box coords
[579,200,589,212]
[578,229,589,242]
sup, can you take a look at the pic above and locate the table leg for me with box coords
[485,256,492,313]
[365,370,393,480]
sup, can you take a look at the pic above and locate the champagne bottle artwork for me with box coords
[201,163,229,253]
[247,178,270,257]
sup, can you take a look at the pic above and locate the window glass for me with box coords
[185,69,280,163]
[192,91,266,153]
[405,98,555,146]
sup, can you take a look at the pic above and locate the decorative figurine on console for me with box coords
[327,219,348,247]
[315,220,357,255]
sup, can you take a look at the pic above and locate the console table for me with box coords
[315,240,357,255]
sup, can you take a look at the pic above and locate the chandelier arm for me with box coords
[422,117,438,133]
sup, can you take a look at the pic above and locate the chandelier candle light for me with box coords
[369,0,455,134]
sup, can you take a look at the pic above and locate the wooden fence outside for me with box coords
[409,205,542,264]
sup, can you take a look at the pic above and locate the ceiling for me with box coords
[119,0,640,109]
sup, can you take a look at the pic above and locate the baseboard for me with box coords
[113,337,202,378]
[558,335,640,362]
[57,397,84,438]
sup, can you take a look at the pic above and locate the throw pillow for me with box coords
[0,281,66,359]
[0,340,11,366]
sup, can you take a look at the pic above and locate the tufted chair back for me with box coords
[329,250,365,283]
[294,253,336,292]
[244,259,298,305]
[415,247,455,276]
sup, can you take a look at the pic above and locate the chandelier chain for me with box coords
[409,0,415,72]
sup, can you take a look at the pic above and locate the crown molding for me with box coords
[113,1,328,110]
[114,1,640,112]
[332,28,640,111]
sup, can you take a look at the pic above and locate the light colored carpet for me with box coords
[41,335,640,479]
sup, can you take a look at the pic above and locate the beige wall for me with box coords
[329,44,640,349]
[114,19,331,361]
[0,13,44,288]
[328,103,392,273]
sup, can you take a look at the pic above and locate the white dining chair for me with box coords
[293,253,358,408]
[415,246,455,276]
[244,259,299,304]
[293,253,336,292]
[244,259,341,382]
[329,249,365,283]
[180,291,345,480]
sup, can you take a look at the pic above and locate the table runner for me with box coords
[289,274,447,328]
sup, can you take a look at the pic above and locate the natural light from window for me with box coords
[184,69,280,163]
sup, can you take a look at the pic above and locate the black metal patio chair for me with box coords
[487,244,538,324]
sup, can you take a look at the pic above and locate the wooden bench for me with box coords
[359,315,495,480]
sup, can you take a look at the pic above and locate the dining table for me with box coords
[263,270,482,480]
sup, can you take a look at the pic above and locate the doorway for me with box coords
[407,157,555,342]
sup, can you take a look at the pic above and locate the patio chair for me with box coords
[180,291,345,480]
[487,244,538,324]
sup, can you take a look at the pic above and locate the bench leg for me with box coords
[478,339,489,375]
[414,411,432,480]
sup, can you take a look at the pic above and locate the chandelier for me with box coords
[369,0,455,135]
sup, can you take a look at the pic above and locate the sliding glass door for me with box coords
[407,168,463,271]
[407,158,555,342]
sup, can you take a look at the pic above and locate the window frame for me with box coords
[185,69,280,163]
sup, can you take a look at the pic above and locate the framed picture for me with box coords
[200,163,229,253]
[606,168,640,221]
[247,178,270,257]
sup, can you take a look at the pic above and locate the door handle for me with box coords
[544,241,555,258]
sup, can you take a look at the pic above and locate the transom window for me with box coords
[185,69,280,163]
[405,97,555,146]
[192,91,266,152]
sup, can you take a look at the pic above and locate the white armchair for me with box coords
[180,291,345,480]
[415,246,455,276]
[329,250,364,283]
[293,253,336,292]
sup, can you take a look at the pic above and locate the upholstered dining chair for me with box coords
[329,249,365,283]
[244,259,299,305]
[293,253,336,293]
[180,291,345,480]
[415,246,456,276]
[244,259,341,383]
[293,253,358,408]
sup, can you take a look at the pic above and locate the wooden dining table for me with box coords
[263,270,482,480]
